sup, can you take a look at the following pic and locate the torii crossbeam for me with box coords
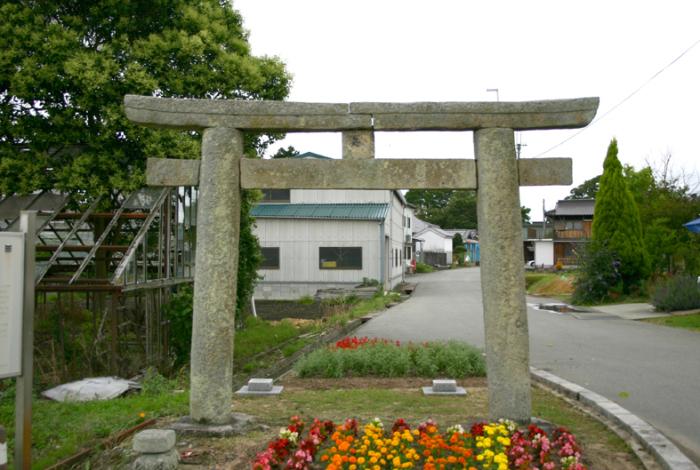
[125,95,598,426]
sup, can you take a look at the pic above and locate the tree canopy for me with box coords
[0,0,291,197]
[591,139,650,290]
[0,0,292,314]
[406,189,530,228]
[569,154,700,275]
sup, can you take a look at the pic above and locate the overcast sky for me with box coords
[234,0,699,220]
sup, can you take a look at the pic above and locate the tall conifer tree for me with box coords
[592,139,650,290]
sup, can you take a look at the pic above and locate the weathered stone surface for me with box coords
[241,159,477,190]
[247,378,273,392]
[189,128,242,424]
[132,449,178,470]
[352,98,599,130]
[518,158,572,186]
[168,412,257,437]
[146,158,199,186]
[475,128,531,423]
[125,95,598,131]
[124,95,369,131]
[432,379,457,393]
[235,384,284,396]
[342,130,375,159]
[145,156,570,189]
[132,429,175,454]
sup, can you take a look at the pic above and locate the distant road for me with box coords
[355,267,700,464]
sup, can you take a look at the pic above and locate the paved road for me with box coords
[355,267,700,464]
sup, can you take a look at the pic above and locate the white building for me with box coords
[412,217,454,266]
[252,185,412,300]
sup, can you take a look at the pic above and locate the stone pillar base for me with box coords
[168,413,257,437]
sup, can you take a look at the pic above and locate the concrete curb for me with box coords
[531,367,698,470]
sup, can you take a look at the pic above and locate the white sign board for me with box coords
[0,232,24,379]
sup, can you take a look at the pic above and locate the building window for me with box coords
[405,246,412,260]
[260,189,290,202]
[260,247,280,269]
[319,247,362,269]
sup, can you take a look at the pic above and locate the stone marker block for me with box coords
[132,450,178,470]
[236,379,284,396]
[422,379,467,396]
[432,379,457,393]
[133,429,176,454]
[248,378,273,392]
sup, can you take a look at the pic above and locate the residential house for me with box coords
[545,198,595,266]
[412,217,454,266]
[251,154,412,300]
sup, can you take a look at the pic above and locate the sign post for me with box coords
[0,211,37,469]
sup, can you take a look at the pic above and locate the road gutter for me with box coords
[531,367,698,470]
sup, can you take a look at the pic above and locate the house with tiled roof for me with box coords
[529,198,595,267]
[252,153,412,300]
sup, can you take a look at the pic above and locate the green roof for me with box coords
[252,203,389,221]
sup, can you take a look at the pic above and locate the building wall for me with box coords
[387,192,406,288]
[254,189,407,299]
[419,230,453,263]
[254,218,381,299]
[534,240,554,267]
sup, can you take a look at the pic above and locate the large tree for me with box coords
[591,139,650,290]
[0,0,291,312]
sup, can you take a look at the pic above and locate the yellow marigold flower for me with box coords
[393,456,402,466]
[401,463,413,468]
[349,466,357,470]
[357,457,366,464]
[482,437,492,448]
[476,455,484,461]
[497,436,511,446]
[494,453,508,464]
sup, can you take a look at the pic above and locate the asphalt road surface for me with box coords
[354,267,700,464]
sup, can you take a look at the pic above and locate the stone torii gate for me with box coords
[125,95,598,426]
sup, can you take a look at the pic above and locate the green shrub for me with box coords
[652,275,700,312]
[295,341,485,378]
[571,243,622,304]
[162,285,194,367]
[415,262,434,273]
[298,295,315,305]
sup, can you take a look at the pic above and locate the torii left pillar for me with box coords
[189,127,242,422]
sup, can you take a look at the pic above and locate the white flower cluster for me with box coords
[446,424,465,434]
[279,428,299,444]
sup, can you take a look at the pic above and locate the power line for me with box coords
[534,37,700,158]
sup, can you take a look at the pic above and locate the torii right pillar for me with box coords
[475,128,531,422]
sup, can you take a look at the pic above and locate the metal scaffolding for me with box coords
[0,186,197,380]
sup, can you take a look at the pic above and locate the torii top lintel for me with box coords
[124,95,599,132]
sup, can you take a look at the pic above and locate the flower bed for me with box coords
[253,416,586,469]
[295,337,486,378]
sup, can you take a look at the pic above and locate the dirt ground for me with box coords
[88,376,644,470]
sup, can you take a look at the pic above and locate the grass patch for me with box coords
[0,375,188,469]
[643,312,700,332]
[234,316,312,362]
[295,341,486,378]
[415,261,435,273]
[526,272,575,298]
[324,292,402,327]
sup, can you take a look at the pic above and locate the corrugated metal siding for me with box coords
[253,203,389,220]
[254,219,381,284]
